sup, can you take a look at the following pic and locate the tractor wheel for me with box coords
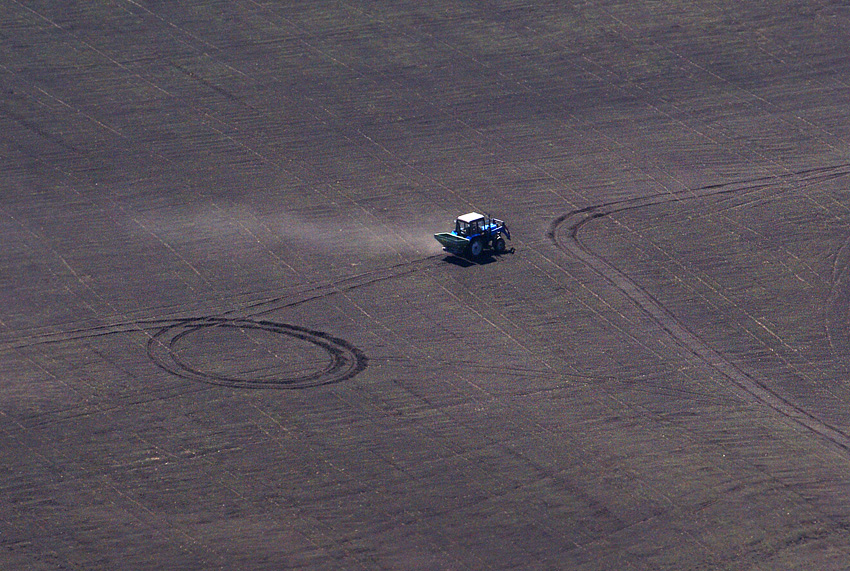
[469,239,483,258]
[494,236,506,254]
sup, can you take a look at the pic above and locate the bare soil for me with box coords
[4,1,850,569]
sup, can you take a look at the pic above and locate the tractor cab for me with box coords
[455,212,486,237]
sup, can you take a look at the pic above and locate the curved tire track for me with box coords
[147,317,368,390]
[548,187,850,454]
[12,256,439,389]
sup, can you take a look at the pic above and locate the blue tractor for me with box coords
[434,212,511,259]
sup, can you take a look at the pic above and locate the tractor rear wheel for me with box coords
[469,239,483,258]
[494,236,506,254]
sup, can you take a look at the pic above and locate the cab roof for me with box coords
[457,212,485,223]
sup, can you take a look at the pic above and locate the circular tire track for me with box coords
[148,317,367,389]
[549,185,850,454]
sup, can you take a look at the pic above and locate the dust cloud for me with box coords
[130,202,446,260]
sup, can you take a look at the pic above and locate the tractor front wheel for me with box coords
[469,239,483,258]
[494,236,506,254]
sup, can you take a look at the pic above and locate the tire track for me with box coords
[147,317,367,390]
[825,234,850,375]
[548,174,850,454]
[1,254,442,389]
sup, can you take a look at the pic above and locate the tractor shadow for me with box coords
[441,248,515,267]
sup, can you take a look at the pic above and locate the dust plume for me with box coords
[130,202,446,260]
